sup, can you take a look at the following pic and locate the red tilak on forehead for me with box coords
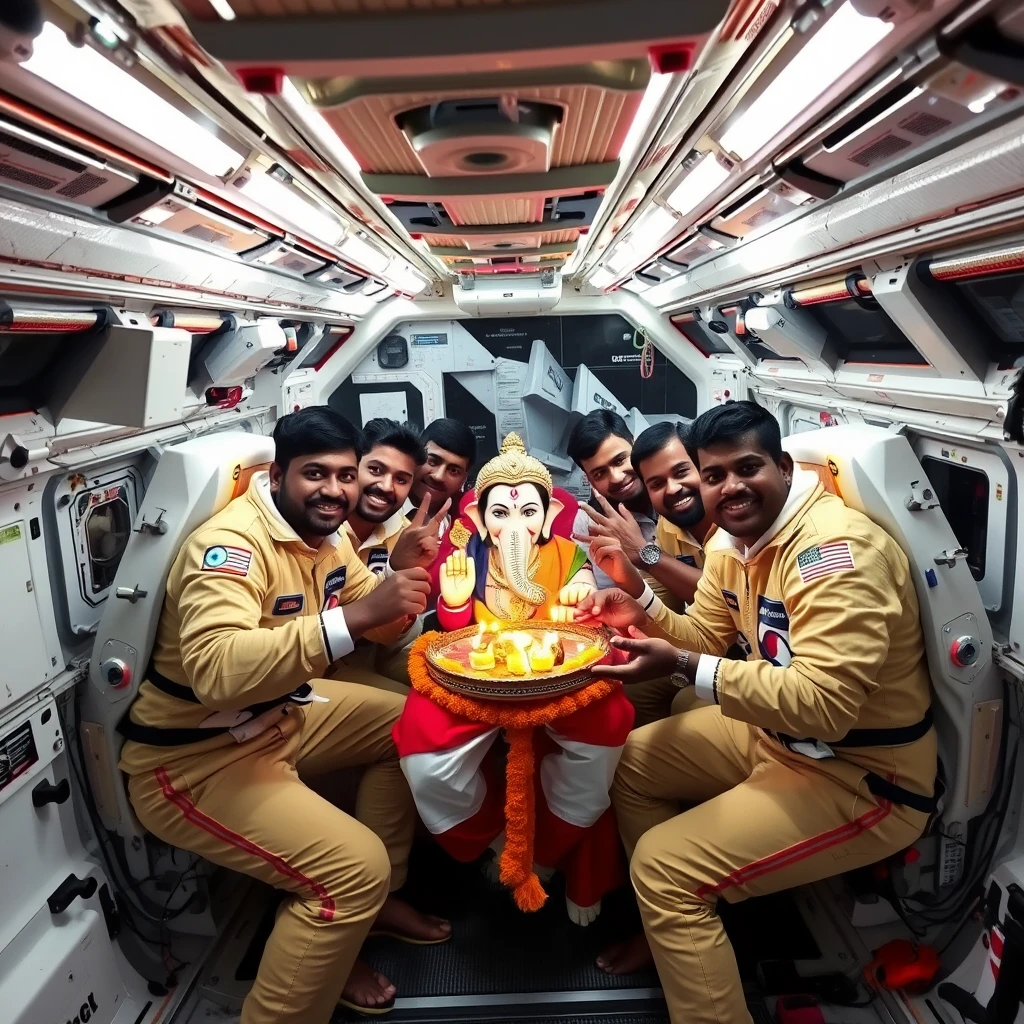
[510,487,519,500]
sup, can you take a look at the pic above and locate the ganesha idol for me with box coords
[393,434,635,925]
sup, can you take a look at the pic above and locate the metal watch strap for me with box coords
[670,649,693,688]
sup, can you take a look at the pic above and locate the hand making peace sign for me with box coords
[389,497,453,571]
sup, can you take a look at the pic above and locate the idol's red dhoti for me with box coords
[393,669,634,912]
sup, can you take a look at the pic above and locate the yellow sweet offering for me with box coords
[470,643,496,671]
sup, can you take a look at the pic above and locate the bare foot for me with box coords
[338,958,396,1014]
[370,894,452,945]
[596,932,654,975]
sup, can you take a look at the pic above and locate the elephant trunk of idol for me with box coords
[497,524,547,608]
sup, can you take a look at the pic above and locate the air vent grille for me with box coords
[0,163,59,190]
[57,172,107,198]
[0,128,86,172]
[743,207,782,228]
[899,111,952,137]
[183,223,232,244]
[849,132,913,167]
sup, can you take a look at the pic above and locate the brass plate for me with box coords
[425,621,609,701]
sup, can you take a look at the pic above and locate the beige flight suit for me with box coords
[654,517,712,717]
[336,511,422,693]
[575,506,694,726]
[622,473,936,1024]
[120,473,415,1024]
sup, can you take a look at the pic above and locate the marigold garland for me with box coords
[407,631,615,912]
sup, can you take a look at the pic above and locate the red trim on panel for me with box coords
[0,91,171,182]
[155,767,336,920]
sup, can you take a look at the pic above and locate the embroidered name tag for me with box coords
[272,594,304,615]
[323,565,348,610]
[757,595,793,668]
[202,545,252,577]
[721,589,740,610]
[367,548,390,575]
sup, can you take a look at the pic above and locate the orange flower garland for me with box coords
[407,631,616,912]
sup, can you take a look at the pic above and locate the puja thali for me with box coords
[425,621,610,701]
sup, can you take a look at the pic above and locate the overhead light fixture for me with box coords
[665,153,731,219]
[605,240,638,276]
[279,78,363,178]
[340,234,392,275]
[389,264,429,296]
[620,278,650,294]
[617,72,674,171]
[589,267,618,290]
[630,203,679,247]
[718,2,893,161]
[23,23,244,178]
[239,168,347,246]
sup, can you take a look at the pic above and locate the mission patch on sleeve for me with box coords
[202,545,253,577]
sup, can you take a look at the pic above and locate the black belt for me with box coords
[766,708,938,815]
[768,707,934,752]
[116,665,313,748]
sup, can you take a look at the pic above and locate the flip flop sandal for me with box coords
[337,975,397,1017]
[367,923,452,946]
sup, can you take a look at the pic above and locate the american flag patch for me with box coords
[796,542,855,582]
[202,544,253,577]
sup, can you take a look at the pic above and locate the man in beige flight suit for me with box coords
[581,420,717,717]
[118,407,451,1024]
[566,410,686,725]
[577,401,937,1022]
[340,417,427,690]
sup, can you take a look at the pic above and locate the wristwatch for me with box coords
[638,543,662,567]
[670,650,694,689]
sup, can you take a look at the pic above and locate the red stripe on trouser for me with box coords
[695,799,891,900]
[155,767,337,921]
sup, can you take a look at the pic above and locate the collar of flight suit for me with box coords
[247,471,341,550]
[658,517,703,553]
[345,510,408,553]
[715,468,822,562]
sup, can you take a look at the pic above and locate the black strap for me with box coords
[118,667,314,747]
[865,772,939,815]
[831,707,934,748]
[771,707,934,751]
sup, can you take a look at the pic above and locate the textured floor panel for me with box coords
[353,839,819,998]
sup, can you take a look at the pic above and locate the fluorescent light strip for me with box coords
[240,169,347,247]
[589,268,618,290]
[718,2,893,161]
[389,265,429,296]
[24,23,244,178]
[665,153,731,219]
[280,79,363,178]
[341,234,392,275]
[208,0,237,19]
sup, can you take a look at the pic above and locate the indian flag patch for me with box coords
[202,545,253,577]
[796,541,854,582]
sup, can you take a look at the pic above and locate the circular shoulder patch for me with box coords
[204,546,228,568]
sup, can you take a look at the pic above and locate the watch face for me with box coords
[640,544,661,566]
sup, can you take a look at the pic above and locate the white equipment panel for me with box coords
[0,520,54,714]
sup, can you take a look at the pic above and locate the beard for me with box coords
[274,487,348,537]
[356,486,399,524]
[664,491,706,530]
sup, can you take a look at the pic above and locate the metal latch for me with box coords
[136,510,168,535]
[934,548,969,568]
[906,480,940,511]
[115,585,147,603]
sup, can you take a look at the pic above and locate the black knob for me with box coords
[106,665,123,685]
[32,777,70,807]
[9,445,29,469]
[48,873,98,914]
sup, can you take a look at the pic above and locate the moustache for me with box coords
[307,494,348,512]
